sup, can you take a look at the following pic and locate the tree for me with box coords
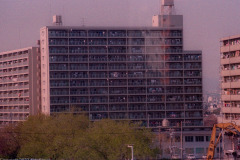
[85,119,156,160]
[18,114,89,159]
[0,124,20,159]
[16,114,157,160]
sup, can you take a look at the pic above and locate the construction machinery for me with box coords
[207,123,240,160]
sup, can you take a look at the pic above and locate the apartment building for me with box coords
[220,35,240,124]
[39,14,203,127]
[0,47,41,127]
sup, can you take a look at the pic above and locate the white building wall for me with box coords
[40,27,50,115]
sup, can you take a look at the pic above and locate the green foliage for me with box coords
[85,119,155,160]
[0,114,158,160]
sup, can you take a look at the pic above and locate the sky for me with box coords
[0,0,240,94]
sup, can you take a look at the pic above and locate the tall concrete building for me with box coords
[220,35,240,124]
[0,47,41,127]
[39,2,203,127]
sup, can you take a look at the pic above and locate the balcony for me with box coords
[185,96,202,102]
[88,40,107,45]
[184,121,203,126]
[184,54,201,61]
[0,53,28,62]
[184,64,201,70]
[222,107,240,114]
[129,104,146,111]
[50,49,68,54]
[108,31,126,37]
[49,31,68,37]
[109,114,128,120]
[147,105,165,111]
[109,89,126,95]
[89,72,107,78]
[49,39,68,45]
[109,105,127,111]
[165,55,183,62]
[221,69,240,77]
[89,56,107,62]
[128,55,144,62]
[222,95,240,101]
[71,98,89,104]
[0,109,29,113]
[0,116,27,121]
[69,49,88,53]
[217,117,240,124]
[90,98,108,103]
[109,65,126,70]
[166,114,184,119]
[69,31,87,37]
[149,113,165,119]
[166,96,183,102]
[90,114,108,120]
[90,105,107,111]
[69,40,87,45]
[184,79,202,85]
[109,39,126,45]
[222,81,240,88]
[221,44,240,53]
[129,113,146,119]
[185,105,202,110]
[88,31,107,37]
[221,56,240,65]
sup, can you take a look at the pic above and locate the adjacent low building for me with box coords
[0,47,41,127]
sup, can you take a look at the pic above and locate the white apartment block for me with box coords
[0,47,41,127]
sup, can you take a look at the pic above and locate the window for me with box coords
[196,136,204,142]
[206,136,211,142]
[185,136,193,142]
[196,148,204,154]
[185,148,194,154]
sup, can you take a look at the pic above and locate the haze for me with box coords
[0,0,240,94]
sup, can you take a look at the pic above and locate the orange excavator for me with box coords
[207,123,240,160]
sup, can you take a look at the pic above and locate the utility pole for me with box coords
[147,114,150,128]
[128,145,134,160]
[181,121,183,160]
[169,128,174,159]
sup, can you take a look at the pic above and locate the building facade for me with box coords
[40,23,203,127]
[220,35,240,124]
[156,126,218,159]
[0,47,41,127]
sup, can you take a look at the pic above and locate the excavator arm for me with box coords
[207,123,240,160]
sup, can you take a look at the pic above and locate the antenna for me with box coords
[81,18,85,26]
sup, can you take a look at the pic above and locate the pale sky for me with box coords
[0,0,240,94]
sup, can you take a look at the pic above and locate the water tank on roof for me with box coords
[162,0,174,6]
[53,15,62,26]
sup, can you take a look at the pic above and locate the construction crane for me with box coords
[207,123,240,160]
